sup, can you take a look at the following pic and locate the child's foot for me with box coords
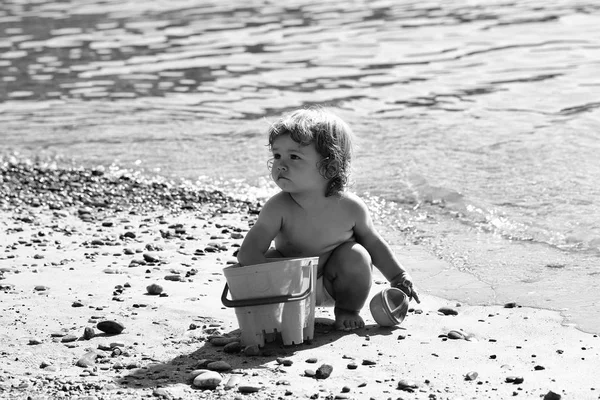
[334,307,365,331]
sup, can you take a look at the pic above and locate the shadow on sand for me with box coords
[116,318,402,389]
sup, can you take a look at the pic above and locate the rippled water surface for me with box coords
[2,0,600,332]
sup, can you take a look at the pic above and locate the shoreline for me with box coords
[1,160,599,399]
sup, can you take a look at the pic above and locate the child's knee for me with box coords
[326,242,372,279]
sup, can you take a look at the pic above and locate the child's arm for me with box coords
[350,195,421,303]
[237,195,283,266]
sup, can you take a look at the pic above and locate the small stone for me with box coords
[146,283,163,295]
[192,371,222,389]
[224,375,241,389]
[362,359,376,366]
[304,369,316,377]
[207,361,231,372]
[152,388,172,399]
[244,345,261,356]
[306,357,318,364]
[335,395,350,399]
[465,371,478,381]
[28,338,43,345]
[34,285,49,291]
[239,385,262,393]
[76,352,98,368]
[164,275,183,281]
[447,330,466,340]
[506,376,524,384]
[96,320,125,335]
[315,364,333,379]
[80,328,94,341]
[341,386,351,393]
[223,342,242,354]
[543,391,562,400]
[347,362,358,370]
[72,301,85,308]
[504,302,518,308]
[143,252,160,263]
[277,358,293,366]
[438,307,458,316]
[209,336,239,346]
[397,379,420,391]
[534,365,545,371]
[61,334,78,343]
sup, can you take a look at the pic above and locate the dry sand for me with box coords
[0,161,599,400]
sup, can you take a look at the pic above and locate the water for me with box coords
[2,0,599,333]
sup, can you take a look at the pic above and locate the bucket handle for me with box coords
[221,265,313,308]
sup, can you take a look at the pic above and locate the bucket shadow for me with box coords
[115,318,403,389]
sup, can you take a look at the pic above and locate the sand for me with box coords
[0,161,598,400]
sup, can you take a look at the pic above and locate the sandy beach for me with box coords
[1,161,598,400]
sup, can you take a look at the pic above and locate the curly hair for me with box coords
[267,107,354,197]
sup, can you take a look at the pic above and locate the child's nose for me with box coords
[277,164,287,171]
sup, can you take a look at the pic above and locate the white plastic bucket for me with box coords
[222,257,318,347]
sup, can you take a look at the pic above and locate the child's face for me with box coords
[270,134,328,195]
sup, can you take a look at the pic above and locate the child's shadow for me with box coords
[116,318,401,389]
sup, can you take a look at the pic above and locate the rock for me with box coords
[97,320,125,335]
[504,302,519,308]
[143,252,160,263]
[28,338,43,345]
[224,375,241,389]
[189,369,210,379]
[544,391,562,400]
[72,301,85,307]
[506,376,524,384]
[362,359,376,366]
[146,283,163,295]
[209,336,239,346]
[239,385,262,393]
[61,335,78,343]
[192,371,222,389]
[223,342,242,354]
[315,364,333,379]
[438,307,458,316]
[306,357,318,364]
[347,362,358,370]
[305,369,316,377]
[152,388,172,399]
[534,365,545,371]
[244,344,260,356]
[76,352,98,368]
[83,327,95,340]
[397,379,420,391]
[164,275,183,282]
[465,371,478,381]
[277,357,293,366]
[34,285,49,291]
[447,330,466,340]
[207,361,231,372]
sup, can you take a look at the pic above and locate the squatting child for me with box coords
[237,107,420,331]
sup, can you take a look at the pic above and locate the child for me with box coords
[237,107,420,331]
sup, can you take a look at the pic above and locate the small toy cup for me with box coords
[369,287,409,326]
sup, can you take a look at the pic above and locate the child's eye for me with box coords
[290,154,301,160]
[273,153,281,160]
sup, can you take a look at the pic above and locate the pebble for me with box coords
[28,338,43,345]
[544,391,562,400]
[277,357,293,366]
[397,379,420,391]
[306,357,318,363]
[83,327,95,340]
[96,320,125,334]
[146,283,163,295]
[192,371,222,389]
[438,307,459,316]
[244,345,261,356]
[315,364,333,379]
[61,334,78,343]
[164,275,184,281]
[239,385,262,393]
[505,376,524,384]
[209,336,240,346]
[347,362,358,370]
[362,359,376,366]
[223,341,242,353]
[447,330,466,340]
[465,371,478,381]
[207,361,232,372]
[143,252,161,263]
[224,375,241,389]
[76,352,98,368]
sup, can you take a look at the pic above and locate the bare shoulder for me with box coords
[261,191,293,216]
[337,191,370,217]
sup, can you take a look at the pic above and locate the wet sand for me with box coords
[0,160,598,400]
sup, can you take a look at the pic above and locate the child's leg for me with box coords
[322,241,372,330]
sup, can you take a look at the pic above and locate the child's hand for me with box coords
[391,273,421,304]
